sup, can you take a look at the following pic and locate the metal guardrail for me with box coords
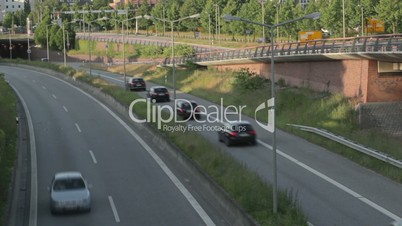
[168,34,402,65]
[288,124,402,169]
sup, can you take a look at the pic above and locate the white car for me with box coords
[49,172,91,214]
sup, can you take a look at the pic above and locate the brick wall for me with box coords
[215,59,402,103]
[367,61,402,102]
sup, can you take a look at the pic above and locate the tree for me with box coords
[179,0,202,33]
[320,0,343,37]
[138,0,152,34]
[2,13,14,29]
[151,1,165,35]
[299,0,321,32]
[93,0,109,10]
[344,0,360,36]
[236,1,260,41]
[376,0,402,33]
[49,25,60,50]
[278,0,298,41]
[24,0,31,15]
[165,0,181,34]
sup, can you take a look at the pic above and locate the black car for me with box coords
[218,121,257,146]
[126,77,146,91]
[147,86,170,102]
[176,100,201,120]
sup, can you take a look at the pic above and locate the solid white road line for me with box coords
[44,73,216,226]
[108,196,120,223]
[63,106,69,112]
[89,150,98,164]
[8,83,38,226]
[92,72,124,84]
[257,139,401,221]
[75,123,82,133]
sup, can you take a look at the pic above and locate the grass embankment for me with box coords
[0,73,17,226]
[0,60,309,225]
[108,63,402,183]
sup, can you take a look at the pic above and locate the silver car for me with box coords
[49,171,91,213]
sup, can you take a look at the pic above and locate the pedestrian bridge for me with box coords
[166,34,402,66]
[165,34,402,104]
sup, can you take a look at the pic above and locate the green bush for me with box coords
[162,44,195,57]
[232,68,269,92]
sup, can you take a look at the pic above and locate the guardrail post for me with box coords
[374,37,380,52]
[330,40,336,53]
[386,36,393,51]
[289,43,294,55]
[312,41,317,54]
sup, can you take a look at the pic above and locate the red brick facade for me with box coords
[215,59,402,103]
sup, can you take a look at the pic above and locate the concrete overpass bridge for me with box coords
[171,34,402,64]
[169,34,402,103]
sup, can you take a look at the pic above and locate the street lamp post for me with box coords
[27,17,31,61]
[144,13,201,100]
[122,16,143,89]
[87,17,108,76]
[222,12,320,214]
[342,0,346,38]
[46,24,51,61]
[360,5,364,36]
[8,31,12,59]
[62,23,66,66]
[259,0,266,41]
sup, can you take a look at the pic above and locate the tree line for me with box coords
[2,0,401,52]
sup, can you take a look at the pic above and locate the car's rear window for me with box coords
[155,88,168,93]
[53,178,85,191]
[181,103,192,109]
[133,78,144,82]
[232,124,254,132]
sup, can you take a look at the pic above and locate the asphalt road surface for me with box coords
[2,65,231,226]
[84,67,402,226]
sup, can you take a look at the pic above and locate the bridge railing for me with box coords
[164,34,402,65]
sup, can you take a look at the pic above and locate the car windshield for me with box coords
[133,79,143,82]
[53,178,85,191]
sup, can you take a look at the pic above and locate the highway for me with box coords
[84,66,402,226]
[2,65,227,226]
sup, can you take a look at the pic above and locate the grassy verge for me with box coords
[0,60,309,225]
[114,64,402,183]
[0,73,17,226]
